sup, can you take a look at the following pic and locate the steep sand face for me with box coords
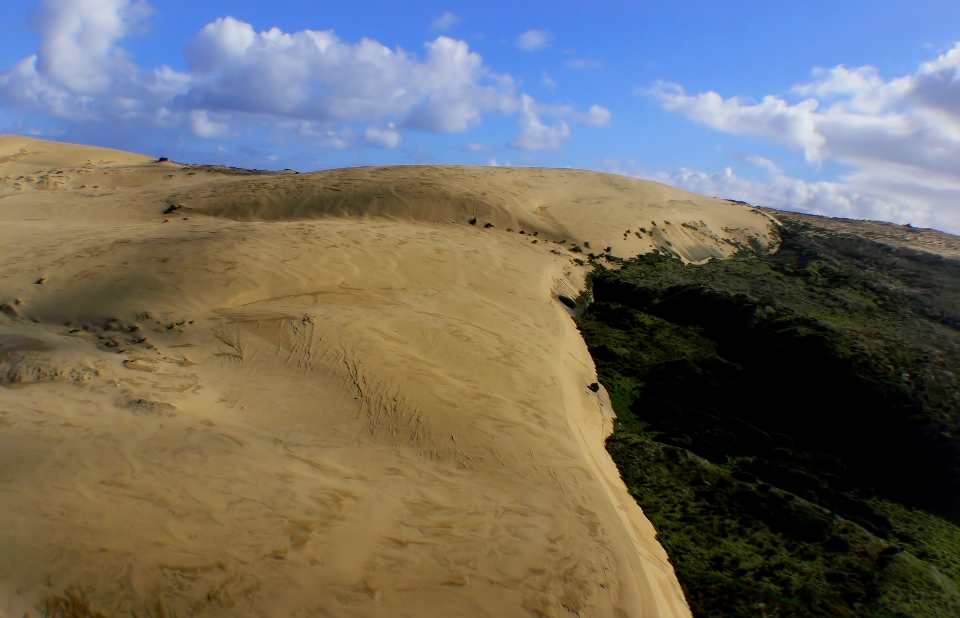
[0,136,776,617]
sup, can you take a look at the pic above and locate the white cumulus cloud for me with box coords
[189,109,228,137]
[0,1,611,157]
[0,0,182,122]
[659,159,915,226]
[364,123,402,148]
[644,42,960,233]
[607,154,960,233]
[579,104,610,127]
[510,94,570,150]
[648,82,827,164]
[33,0,150,94]
[180,17,517,133]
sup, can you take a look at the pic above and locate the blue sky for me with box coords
[3,1,960,232]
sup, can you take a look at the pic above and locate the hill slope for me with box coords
[0,136,778,617]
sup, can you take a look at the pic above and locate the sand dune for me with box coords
[0,136,777,617]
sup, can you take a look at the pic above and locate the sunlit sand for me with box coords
[0,136,778,617]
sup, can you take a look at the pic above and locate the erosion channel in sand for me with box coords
[0,136,778,617]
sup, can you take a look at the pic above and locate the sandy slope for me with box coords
[0,136,777,618]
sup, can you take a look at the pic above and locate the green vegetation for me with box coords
[577,213,960,616]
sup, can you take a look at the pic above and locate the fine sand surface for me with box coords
[0,136,778,618]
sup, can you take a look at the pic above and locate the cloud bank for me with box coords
[0,0,606,152]
[646,44,960,233]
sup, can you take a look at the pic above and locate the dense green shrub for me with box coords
[579,213,960,616]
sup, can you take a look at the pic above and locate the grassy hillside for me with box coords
[577,212,960,616]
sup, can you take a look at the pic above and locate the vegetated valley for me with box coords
[577,211,960,617]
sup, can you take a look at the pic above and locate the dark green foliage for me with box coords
[609,435,902,616]
[578,213,960,616]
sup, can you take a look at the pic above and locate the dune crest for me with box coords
[0,136,776,617]
[174,164,777,263]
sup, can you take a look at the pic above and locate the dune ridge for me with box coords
[0,136,776,617]
[173,165,776,263]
